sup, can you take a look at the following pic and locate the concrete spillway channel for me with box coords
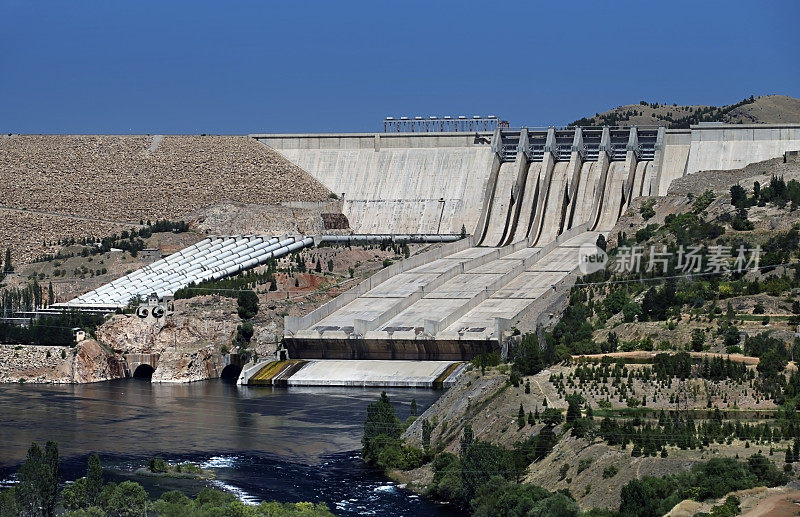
[238,359,465,388]
[284,226,602,360]
[478,161,518,246]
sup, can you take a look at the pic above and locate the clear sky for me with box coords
[1,0,798,134]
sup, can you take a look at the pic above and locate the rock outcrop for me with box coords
[0,339,124,384]
[96,296,240,383]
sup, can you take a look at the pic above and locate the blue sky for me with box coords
[1,0,798,134]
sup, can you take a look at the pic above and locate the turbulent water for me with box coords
[0,379,456,516]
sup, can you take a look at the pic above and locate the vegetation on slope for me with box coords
[364,169,800,514]
[569,94,800,128]
[0,442,334,517]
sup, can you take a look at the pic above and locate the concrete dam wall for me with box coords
[256,133,494,235]
[253,123,800,360]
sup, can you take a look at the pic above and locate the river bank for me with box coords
[0,379,456,514]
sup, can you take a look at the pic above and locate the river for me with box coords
[0,379,457,516]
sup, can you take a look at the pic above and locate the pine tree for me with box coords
[327,259,334,272]
[410,398,418,417]
[315,259,322,273]
[86,454,103,506]
[528,411,535,426]
[421,419,432,450]
[517,404,526,429]
[16,441,59,517]
[460,424,474,456]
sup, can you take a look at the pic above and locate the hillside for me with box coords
[0,135,334,263]
[372,156,800,514]
[571,94,800,128]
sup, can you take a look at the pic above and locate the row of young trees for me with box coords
[174,260,279,299]
[731,175,800,211]
[0,311,105,346]
[0,280,53,315]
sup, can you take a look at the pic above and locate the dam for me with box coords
[253,123,800,360]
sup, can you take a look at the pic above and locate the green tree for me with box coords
[513,334,544,376]
[691,328,705,352]
[327,259,334,272]
[0,488,19,517]
[361,392,402,465]
[565,393,584,424]
[517,404,526,429]
[61,478,88,511]
[236,321,254,344]
[100,481,147,517]
[542,408,563,427]
[460,424,474,456]
[421,419,432,450]
[409,398,418,417]
[3,248,12,273]
[730,184,748,209]
[596,234,607,252]
[15,441,59,517]
[85,455,103,506]
[236,290,259,319]
[461,442,511,503]
[640,199,656,220]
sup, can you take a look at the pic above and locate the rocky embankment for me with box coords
[0,296,282,384]
[97,296,267,383]
[0,340,124,384]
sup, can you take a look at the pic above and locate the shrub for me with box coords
[640,199,656,220]
[236,290,259,319]
[147,457,168,473]
[603,465,618,478]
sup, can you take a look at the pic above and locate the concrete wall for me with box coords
[255,133,494,234]
[255,132,490,150]
[685,125,800,174]
[255,125,800,232]
[653,125,800,194]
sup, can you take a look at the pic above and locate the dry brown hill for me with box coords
[0,135,332,263]
[572,94,800,128]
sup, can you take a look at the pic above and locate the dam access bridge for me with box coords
[254,123,800,361]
